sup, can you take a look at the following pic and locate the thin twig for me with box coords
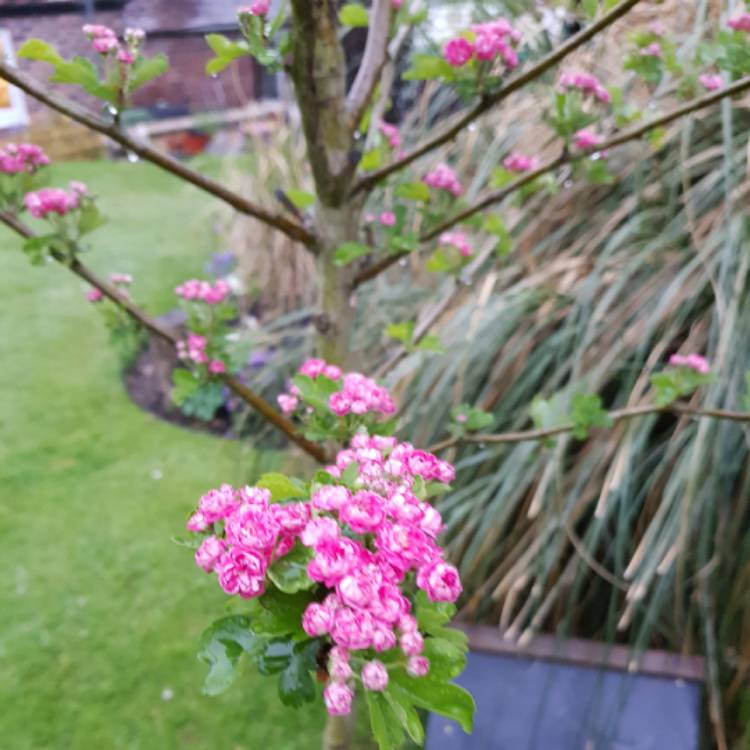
[428,403,750,452]
[353,74,750,288]
[352,0,643,195]
[0,211,328,463]
[347,0,392,131]
[0,61,314,246]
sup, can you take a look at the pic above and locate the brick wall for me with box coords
[1,0,257,116]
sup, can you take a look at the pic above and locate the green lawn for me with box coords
[0,160,336,750]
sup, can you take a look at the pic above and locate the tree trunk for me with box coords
[315,203,360,368]
[322,712,354,750]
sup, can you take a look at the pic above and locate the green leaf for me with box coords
[582,0,598,19]
[129,53,169,92]
[395,181,431,203]
[570,392,612,440]
[339,3,369,27]
[425,481,452,496]
[403,54,454,81]
[77,203,107,236]
[256,639,294,675]
[180,381,224,421]
[197,615,263,696]
[416,334,445,353]
[389,670,475,734]
[205,34,248,74]
[360,148,383,171]
[255,588,315,637]
[18,38,64,65]
[384,685,425,744]
[530,392,570,430]
[333,242,371,266]
[386,320,415,344]
[340,460,360,488]
[267,542,315,594]
[22,234,57,265]
[286,189,316,209]
[278,639,319,707]
[257,473,307,502]
[452,404,494,432]
[366,691,407,750]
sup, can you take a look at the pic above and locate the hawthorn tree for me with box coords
[3,1,750,748]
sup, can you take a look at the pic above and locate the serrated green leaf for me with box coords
[18,38,64,65]
[268,543,315,594]
[339,3,369,27]
[257,473,307,502]
[256,588,315,637]
[286,189,316,209]
[570,392,612,439]
[403,54,454,81]
[333,242,371,266]
[256,639,294,675]
[530,392,570,430]
[395,181,431,202]
[390,670,475,733]
[171,368,201,406]
[386,320,415,344]
[197,615,263,696]
[278,639,319,707]
[130,53,168,92]
[360,148,383,171]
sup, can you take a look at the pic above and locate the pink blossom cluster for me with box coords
[176,333,226,374]
[174,278,231,305]
[558,71,611,104]
[24,183,85,218]
[0,143,50,175]
[83,24,144,63]
[669,353,710,375]
[443,18,521,69]
[699,74,722,91]
[503,152,539,173]
[438,231,472,257]
[423,163,462,197]
[277,358,396,418]
[187,432,461,716]
[639,42,662,58]
[729,13,750,33]
[572,128,605,151]
[378,121,401,150]
[379,211,396,227]
[238,0,270,16]
[86,288,104,303]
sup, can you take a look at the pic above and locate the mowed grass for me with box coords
[0,159,332,750]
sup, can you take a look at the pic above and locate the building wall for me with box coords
[1,0,256,116]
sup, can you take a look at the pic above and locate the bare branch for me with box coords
[347,0,393,131]
[429,403,750,453]
[352,0,644,195]
[0,61,314,246]
[0,211,328,463]
[352,74,750,288]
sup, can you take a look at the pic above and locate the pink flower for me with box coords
[379,211,396,227]
[324,682,353,716]
[24,187,80,218]
[559,71,610,104]
[299,358,326,378]
[216,548,266,598]
[329,657,353,682]
[400,629,424,656]
[391,0,403,7]
[729,13,750,32]
[174,278,230,305]
[378,121,401,150]
[125,28,145,42]
[301,516,341,547]
[407,655,430,677]
[225,504,280,551]
[186,510,209,532]
[277,393,299,413]
[371,623,398,652]
[302,602,333,637]
[92,36,119,54]
[361,661,389,691]
[117,49,135,64]
[86,288,104,303]
[423,163,462,196]
[271,502,311,535]
[443,37,474,67]
[438,231,472,257]
[699,74,722,91]
[0,143,49,175]
[340,490,386,534]
[239,0,270,15]
[417,560,463,602]
[208,360,226,375]
[312,485,351,512]
[669,353,710,375]
[195,536,226,572]
[572,128,605,151]
[331,607,374,650]
[83,24,116,39]
[503,152,539,173]
[640,42,662,58]
[110,273,132,285]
